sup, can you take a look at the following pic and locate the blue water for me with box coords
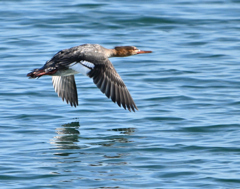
[1,0,240,188]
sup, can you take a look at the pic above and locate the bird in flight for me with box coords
[27,44,152,112]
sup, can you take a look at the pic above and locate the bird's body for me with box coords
[27,44,152,112]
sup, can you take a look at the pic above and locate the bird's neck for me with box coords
[107,48,130,58]
[107,48,118,58]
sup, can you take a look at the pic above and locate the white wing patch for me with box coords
[81,61,95,69]
[70,61,95,76]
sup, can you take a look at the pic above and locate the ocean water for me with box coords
[1,0,240,188]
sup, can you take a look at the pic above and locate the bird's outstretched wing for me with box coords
[87,58,138,112]
[52,75,78,107]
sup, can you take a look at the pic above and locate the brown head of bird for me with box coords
[113,46,152,57]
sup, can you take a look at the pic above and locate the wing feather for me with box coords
[52,75,78,107]
[89,59,138,112]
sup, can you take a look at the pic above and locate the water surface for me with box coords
[1,0,240,188]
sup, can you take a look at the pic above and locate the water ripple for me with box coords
[1,0,240,188]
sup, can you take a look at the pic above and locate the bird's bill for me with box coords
[137,50,152,54]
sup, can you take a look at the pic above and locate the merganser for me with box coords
[27,44,152,112]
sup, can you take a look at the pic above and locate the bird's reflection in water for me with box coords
[51,122,137,183]
[51,121,81,151]
[51,121,136,157]
[91,128,136,148]
[110,128,135,135]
